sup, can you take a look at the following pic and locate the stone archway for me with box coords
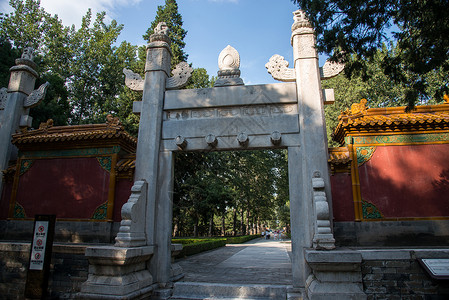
[79,11,342,299]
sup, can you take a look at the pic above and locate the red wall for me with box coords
[330,172,355,221]
[15,157,110,219]
[359,144,449,218]
[113,179,133,222]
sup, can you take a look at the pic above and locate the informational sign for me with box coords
[419,258,449,280]
[29,221,49,270]
[25,215,56,299]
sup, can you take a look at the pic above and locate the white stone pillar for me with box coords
[290,9,333,288]
[153,150,174,286]
[0,49,38,197]
[288,146,311,291]
[133,23,172,286]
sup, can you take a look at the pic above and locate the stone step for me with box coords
[170,282,290,300]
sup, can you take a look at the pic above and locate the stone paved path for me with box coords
[176,238,292,285]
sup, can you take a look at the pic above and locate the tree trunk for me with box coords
[233,209,237,236]
[193,216,199,237]
[173,218,179,237]
[241,207,245,235]
[221,213,226,236]
[246,210,250,235]
[208,214,214,237]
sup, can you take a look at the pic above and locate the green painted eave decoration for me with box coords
[19,159,34,175]
[13,202,26,218]
[353,133,449,145]
[97,156,112,172]
[362,199,383,219]
[92,202,108,220]
[20,146,121,159]
[356,146,376,166]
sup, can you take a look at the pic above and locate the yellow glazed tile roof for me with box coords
[12,116,137,153]
[333,99,449,145]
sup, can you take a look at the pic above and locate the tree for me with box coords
[142,0,187,68]
[322,43,447,146]
[293,0,449,108]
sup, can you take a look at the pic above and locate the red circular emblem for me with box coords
[34,253,41,260]
[38,225,45,233]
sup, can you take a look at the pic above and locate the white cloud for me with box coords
[0,0,142,28]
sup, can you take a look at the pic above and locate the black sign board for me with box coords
[24,215,56,299]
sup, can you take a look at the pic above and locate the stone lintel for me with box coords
[164,82,297,110]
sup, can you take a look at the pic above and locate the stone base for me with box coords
[305,250,366,300]
[77,245,155,300]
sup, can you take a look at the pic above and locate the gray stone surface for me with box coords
[172,238,293,299]
[177,238,292,285]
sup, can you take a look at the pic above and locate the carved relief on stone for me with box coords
[123,68,144,92]
[265,54,296,82]
[320,58,345,80]
[0,87,7,110]
[214,45,244,87]
[166,62,194,90]
[24,82,49,108]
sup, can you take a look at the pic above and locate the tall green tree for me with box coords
[323,43,447,146]
[293,0,449,107]
[142,0,187,68]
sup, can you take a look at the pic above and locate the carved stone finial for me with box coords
[154,22,169,35]
[21,47,34,61]
[24,82,49,108]
[214,45,244,87]
[218,45,240,71]
[166,62,194,90]
[292,10,312,31]
[265,54,296,82]
[150,22,170,44]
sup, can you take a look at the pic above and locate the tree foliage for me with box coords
[293,0,449,108]
[173,150,289,237]
[323,43,446,146]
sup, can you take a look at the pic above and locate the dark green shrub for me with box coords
[225,235,260,244]
[173,238,226,258]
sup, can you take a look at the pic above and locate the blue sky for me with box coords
[1,0,309,85]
